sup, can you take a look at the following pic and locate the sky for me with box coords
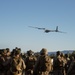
[0,0,75,52]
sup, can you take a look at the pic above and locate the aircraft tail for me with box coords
[56,26,58,32]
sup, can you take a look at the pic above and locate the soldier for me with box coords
[10,49,26,75]
[53,51,64,75]
[33,48,52,75]
[5,48,11,75]
[61,53,67,75]
[64,54,70,75]
[67,54,75,75]
[0,49,11,75]
[25,50,37,75]
[0,49,3,75]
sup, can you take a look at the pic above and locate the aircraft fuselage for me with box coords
[45,30,50,33]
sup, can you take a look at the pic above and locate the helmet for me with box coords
[56,51,61,56]
[15,50,21,55]
[2,49,7,55]
[27,50,33,56]
[6,48,10,52]
[40,48,48,55]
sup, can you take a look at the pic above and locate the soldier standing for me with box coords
[67,54,75,75]
[25,50,37,75]
[53,51,64,75]
[33,48,52,75]
[0,49,11,75]
[10,49,26,75]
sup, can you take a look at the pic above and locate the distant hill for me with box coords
[48,50,74,55]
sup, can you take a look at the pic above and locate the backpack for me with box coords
[39,55,52,71]
[67,61,75,75]
[53,57,63,70]
[70,61,75,73]
[26,56,36,70]
[10,57,23,73]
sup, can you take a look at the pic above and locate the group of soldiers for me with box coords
[0,47,75,75]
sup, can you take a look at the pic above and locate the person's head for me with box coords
[40,48,48,55]
[65,54,69,58]
[61,53,64,57]
[15,47,19,50]
[27,50,33,56]
[6,48,11,56]
[2,49,7,56]
[70,55,74,61]
[56,51,61,56]
[6,48,10,52]
[15,50,21,58]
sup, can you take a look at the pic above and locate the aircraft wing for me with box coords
[28,26,45,30]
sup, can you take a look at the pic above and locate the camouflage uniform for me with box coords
[0,49,11,75]
[0,50,3,75]
[53,51,64,75]
[10,50,26,75]
[67,55,75,75]
[33,48,52,75]
[64,54,70,75]
[25,50,37,75]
